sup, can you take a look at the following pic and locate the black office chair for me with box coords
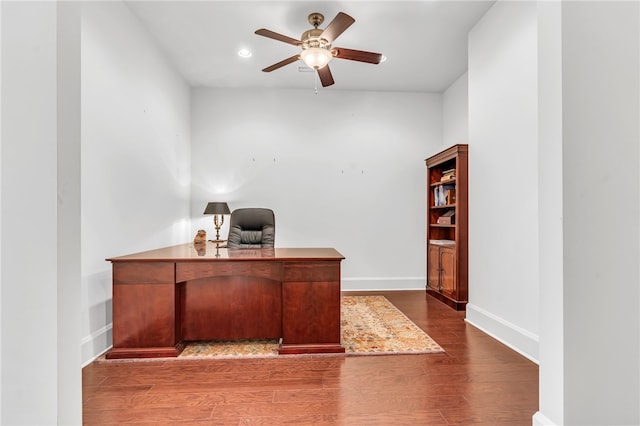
[226,208,275,248]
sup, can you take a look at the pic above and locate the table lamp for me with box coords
[203,202,230,243]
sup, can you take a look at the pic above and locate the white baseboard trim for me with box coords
[532,411,558,426]
[341,277,425,291]
[81,324,112,367]
[465,303,539,364]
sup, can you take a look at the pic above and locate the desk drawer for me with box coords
[176,261,282,282]
[283,262,340,282]
[113,262,175,284]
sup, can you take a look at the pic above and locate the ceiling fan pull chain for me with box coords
[314,72,318,95]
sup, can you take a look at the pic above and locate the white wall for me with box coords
[535,1,564,424]
[191,88,441,290]
[442,72,468,148]
[467,1,540,361]
[561,2,639,424]
[1,2,60,423]
[81,2,191,364]
[58,2,83,423]
[0,3,3,420]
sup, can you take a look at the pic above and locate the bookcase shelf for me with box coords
[430,178,457,187]
[425,144,468,311]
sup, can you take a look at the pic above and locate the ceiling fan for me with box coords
[255,12,383,88]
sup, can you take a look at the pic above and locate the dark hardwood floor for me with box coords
[83,290,539,425]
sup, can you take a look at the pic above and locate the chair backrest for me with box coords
[226,208,275,248]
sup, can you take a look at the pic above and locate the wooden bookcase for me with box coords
[425,144,468,310]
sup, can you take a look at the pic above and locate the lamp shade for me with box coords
[203,202,230,215]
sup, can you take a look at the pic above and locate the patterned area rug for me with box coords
[340,295,443,354]
[177,296,443,359]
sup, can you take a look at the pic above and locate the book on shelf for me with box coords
[434,187,443,206]
[433,184,456,206]
[440,168,456,181]
[445,188,456,205]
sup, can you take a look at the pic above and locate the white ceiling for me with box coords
[125,1,495,93]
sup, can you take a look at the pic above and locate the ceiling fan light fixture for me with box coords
[300,47,332,70]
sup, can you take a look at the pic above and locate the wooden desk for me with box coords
[106,243,345,359]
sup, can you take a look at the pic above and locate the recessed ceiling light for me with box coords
[238,48,252,58]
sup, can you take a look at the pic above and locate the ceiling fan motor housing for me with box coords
[301,28,330,50]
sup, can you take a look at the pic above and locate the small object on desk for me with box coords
[193,229,207,244]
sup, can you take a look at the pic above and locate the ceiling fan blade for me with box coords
[255,28,302,46]
[320,12,355,44]
[317,65,335,87]
[262,55,300,72]
[332,47,383,64]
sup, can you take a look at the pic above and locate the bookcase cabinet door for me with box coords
[440,246,456,298]
[427,244,457,298]
[427,245,440,291]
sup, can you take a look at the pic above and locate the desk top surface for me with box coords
[107,243,344,262]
